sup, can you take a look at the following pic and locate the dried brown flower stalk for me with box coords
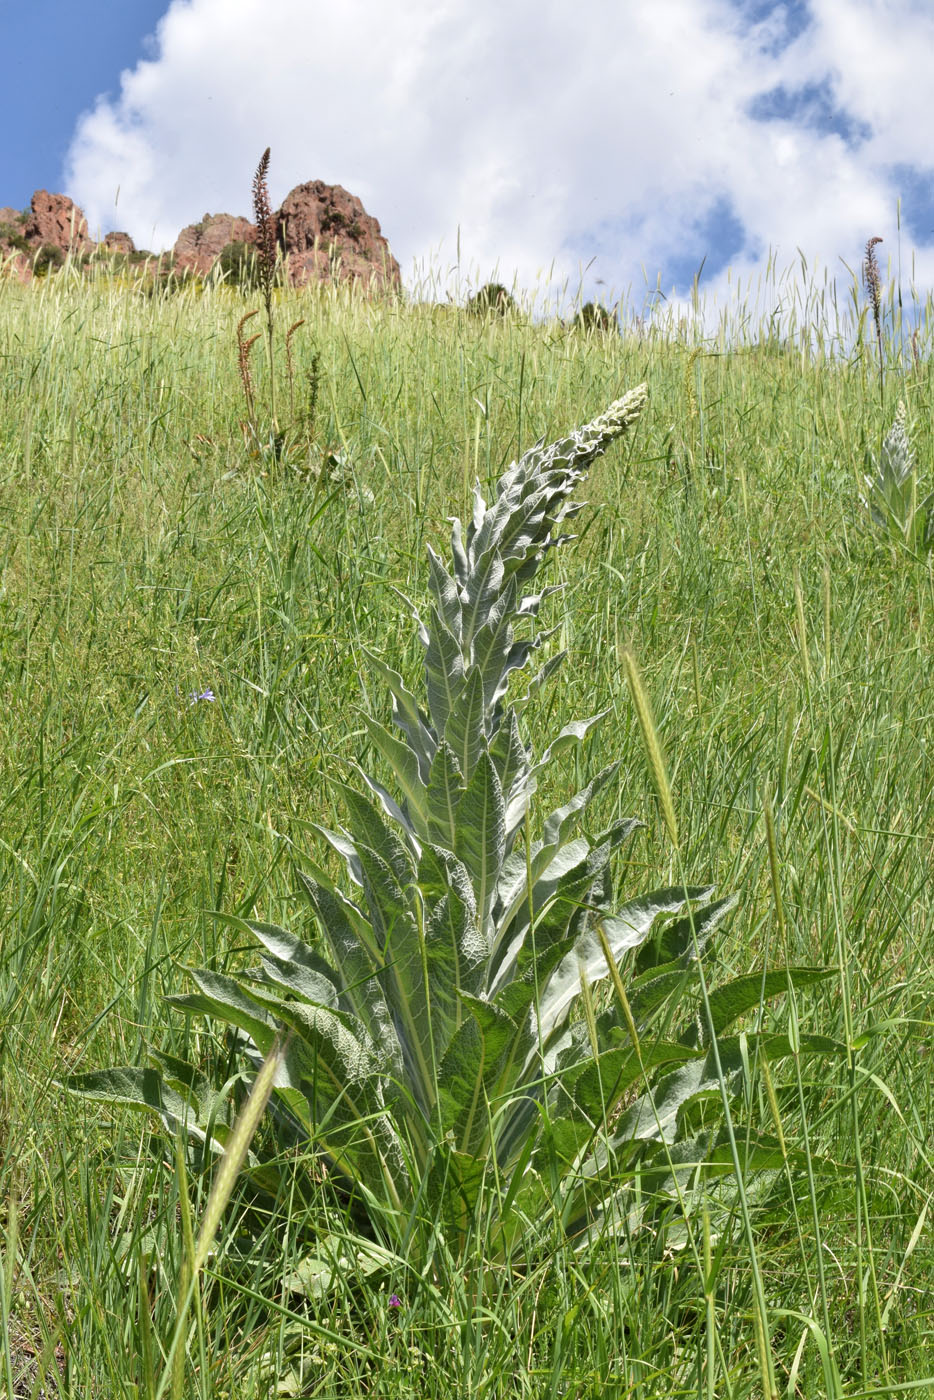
[251,147,278,426]
[236,310,260,424]
[251,147,277,306]
[863,235,884,403]
[233,149,316,467]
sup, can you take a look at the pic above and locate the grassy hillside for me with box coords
[1,265,933,1398]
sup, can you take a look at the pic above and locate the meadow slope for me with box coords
[1,265,933,1398]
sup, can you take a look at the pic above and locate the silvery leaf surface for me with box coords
[466,485,516,566]
[516,584,563,618]
[533,714,611,782]
[353,840,416,959]
[600,1023,841,1169]
[444,666,487,782]
[355,764,421,850]
[63,1066,218,1141]
[450,515,469,588]
[212,913,342,1000]
[244,989,378,1090]
[489,709,531,839]
[423,888,486,1039]
[475,487,549,568]
[282,1235,404,1301]
[361,715,429,833]
[490,765,621,970]
[384,845,487,1083]
[488,845,613,1041]
[876,404,914,488]
[147,1048,218,1116]
[486,920,615,1167]
[336,781,415,889]
[604,1054,733,1151]
[482,389,647,553]
[437,994,520,1157]
[502,783,535,850]
[364,651,436,779]
[470,482,487,540]
[515,650,567,709]
[425,740,465,850]
[634,891,731,975]
[454,749,506,934]
[166,967,279,1054]
[425,543,463,642]
[683,966,835,1046]
[296,874,398,1059]
[252,953,342,1009]
[425,604,466,735]
[537,888,708,1055]
[567,1130,791,1255]
[486,638,541,717]
[288,849,340,896]
[469,578,517,707]
[540,761,619,848]
[416,842,477,916]
[497,504,554,571]
[462,547,506,647]
[343,844,449,1115]
[488,837,592,994]
[559,1039,703,1125]
[309,822,364,888]
[417,844,490,987]
[241,990,403,1182]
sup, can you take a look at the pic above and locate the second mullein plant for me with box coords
[68,385,837,1261]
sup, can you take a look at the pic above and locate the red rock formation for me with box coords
[23,190,93,254]
[172,213,256,276]
[277,181,399,290]
[103,231,136,255]
[2,179,399,292]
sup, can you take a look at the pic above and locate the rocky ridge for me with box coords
[1,181,400,290]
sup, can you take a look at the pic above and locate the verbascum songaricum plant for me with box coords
[862,400,934,555]
[68,385,837,1258]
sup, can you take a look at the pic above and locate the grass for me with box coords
[1,256,934,1397]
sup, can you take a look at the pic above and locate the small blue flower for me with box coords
[188,688,216,705]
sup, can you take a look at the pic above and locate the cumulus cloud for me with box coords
[65,0,934,318]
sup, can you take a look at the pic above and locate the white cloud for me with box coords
[65,0,934,320]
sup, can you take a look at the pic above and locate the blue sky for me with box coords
[1,0,166,211]
[3,0,934,314]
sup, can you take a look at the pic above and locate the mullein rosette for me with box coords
[68,384,839,1254]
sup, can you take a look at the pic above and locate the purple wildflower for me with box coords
[388,1294,402,1309]
[189,688,216,705]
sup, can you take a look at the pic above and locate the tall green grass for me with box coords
[1,258,934,1397]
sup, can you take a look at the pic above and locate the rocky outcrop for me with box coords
[103,231,136,255]
[2,179,399,293]
[169,182,399,289]
[23,190,93,255]
[172,213,256,276]
[277,181,400,290]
